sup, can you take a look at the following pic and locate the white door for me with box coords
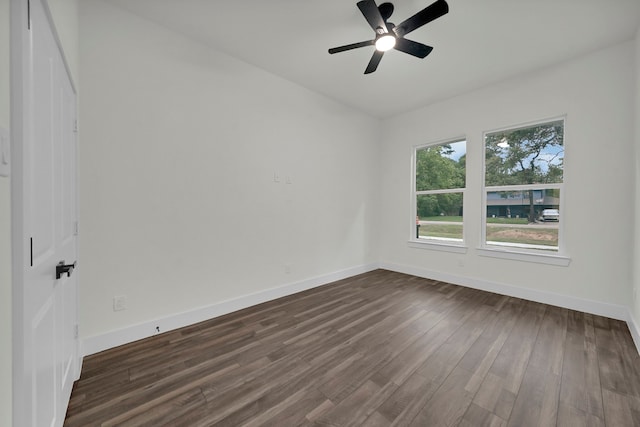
[16,0,79,425]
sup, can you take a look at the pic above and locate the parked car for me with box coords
[540,209,560,221]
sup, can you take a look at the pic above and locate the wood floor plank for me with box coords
[376,372,435,425]
[560,326,605,422]
[460,403,507,427]
[64,360,240,426]
[105,387,206,427]
[472,300,547,421]
[408,366,476,426]
[507,306,567,426]
[602,389,636,426]
[457,298,523,395]
[314,380,382,427]
[64,269,640,427]
[557,403,605,427]
[360,411,397,427]
[472,372,518,421]
[584,313,607,419]
[413,303,494,385]
[371,293,489,388]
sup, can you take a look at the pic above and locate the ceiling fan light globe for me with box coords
[375,35,396,52]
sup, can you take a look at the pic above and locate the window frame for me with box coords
[410,137,467,252]
[480,117,569,265]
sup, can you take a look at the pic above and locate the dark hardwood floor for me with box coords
[64,270,640,426]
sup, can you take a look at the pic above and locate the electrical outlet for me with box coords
[113,295,127,311]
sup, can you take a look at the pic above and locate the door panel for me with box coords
[57,68,78,417]
[31,48,55,266]
[22,1,79,426]
[33,296,56,427]
[28,4,59,426]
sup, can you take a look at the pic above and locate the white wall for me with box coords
[79,0,379,341]
[633,29,640,328]
[48,0,79,84]
[378,41,635,310]
[1,0,11,423]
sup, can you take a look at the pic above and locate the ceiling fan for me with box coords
[328,0,449,74]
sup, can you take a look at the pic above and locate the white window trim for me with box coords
[416,187,466,196]
[483,183,563,192]
[408,240,468,254]
[410,137,467,248]
[477,246,570,266]
[481,116,569,264]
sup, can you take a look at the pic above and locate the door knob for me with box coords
[56,261,76,279]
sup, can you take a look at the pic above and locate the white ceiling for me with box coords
[103,0,640,118]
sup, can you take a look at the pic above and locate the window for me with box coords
[413,139,466,244]
[483,119,564,253]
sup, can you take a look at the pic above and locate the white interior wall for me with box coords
[378,41,635,309]
[1,0,11,422]
[633,28,640,328]
[47,0,78,84]
[79,0,379,341]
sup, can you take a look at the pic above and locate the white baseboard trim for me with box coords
[81,263,378,357]
[626,308,640,355]
[81,262,640,357]
[379,262,630,321]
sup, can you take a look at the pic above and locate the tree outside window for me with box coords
[484,119,564,251]
[414,140,466,242]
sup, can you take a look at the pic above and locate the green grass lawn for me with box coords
[418,223,463,239]
[422,216,462,222]
[418,221,558,246]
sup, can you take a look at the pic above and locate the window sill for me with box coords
[408,240,468,254]
[477,246,571,266]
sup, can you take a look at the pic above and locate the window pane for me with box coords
[486,189,560,250]
[416,140,466,191]
[417,193,463,240]
[485,120,563,186]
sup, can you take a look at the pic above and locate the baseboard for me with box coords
[627,308,640,355]
[379,262,630,321]
[81,263,378,357]
[82,261,640,357]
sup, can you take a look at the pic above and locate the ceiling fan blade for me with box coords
[394,0,449,37]
[364,50,384,74]
[357,0,388,34]
[394,38,433,58]
[328,40,375,54]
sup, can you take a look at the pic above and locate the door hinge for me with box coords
[73,119,78,133]
[30,237,33,267]
[74,324,79,339]
[27,0,30,29]
[74,221,79,236]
